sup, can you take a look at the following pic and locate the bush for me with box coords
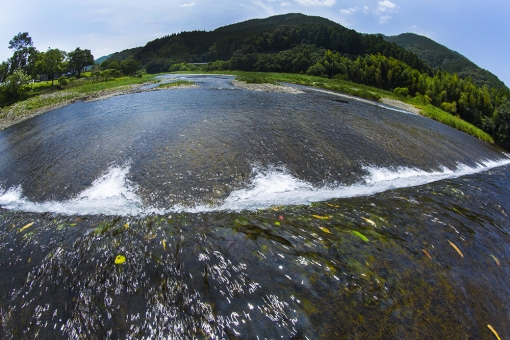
[306,62,327,77]
[135,69,147,78]
[169,63,197,72]
[393,87,409,97]
[58,76,68,87]
[441,101,457,114]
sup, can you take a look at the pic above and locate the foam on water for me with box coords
[0,165,147,216]
[1,158,510,216]
[190,157,510,212]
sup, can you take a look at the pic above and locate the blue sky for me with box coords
[1,0,509,86]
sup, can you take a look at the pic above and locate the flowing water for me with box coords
[1,75,510,339]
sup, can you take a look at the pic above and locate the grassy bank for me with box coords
[0,74,158,129]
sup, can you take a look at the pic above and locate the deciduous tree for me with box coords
[68,48,94,78]
[2,68,31,98]
[37,48,67,86]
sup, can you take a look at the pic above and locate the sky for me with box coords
[0,0,509,86]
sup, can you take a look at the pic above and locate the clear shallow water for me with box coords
[1,75,510,338]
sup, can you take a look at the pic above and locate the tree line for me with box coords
[0,32,94,101]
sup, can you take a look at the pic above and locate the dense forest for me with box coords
[384,33,507,90]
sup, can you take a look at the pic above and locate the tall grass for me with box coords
[418,105,494,143]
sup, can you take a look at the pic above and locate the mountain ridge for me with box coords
[383,33,506,90]
[100,13,505,90]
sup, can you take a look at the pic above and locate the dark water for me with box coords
[0,75,509,339]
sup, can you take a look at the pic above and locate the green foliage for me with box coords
[440,101,457,114]
[169,62,198,72]
[121,59,141,76]
[385,33,507,90]
[7,32,40,79]
[68,47,94,78]
[1,68,32,99]
[91,69,123,83]
[417,104,494,143]
[37,48,67,86]
[494,99,510,149]
[58,76,68,87]
[394,87,409,97]
[0,61,10,83]
[236,75,277,84]
[135,69,147,78]
[104,13,428,75]
[158,80,195,88]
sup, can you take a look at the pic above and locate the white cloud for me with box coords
[340,7,357,15]
[294,0,336,7]
[179,2,196,7]
[378,15,392,24]
[378,0,397,13]
[373,1,398,24]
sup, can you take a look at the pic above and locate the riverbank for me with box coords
[232,77,421,115]
[0,79,199,130]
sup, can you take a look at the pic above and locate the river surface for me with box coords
[1,75,509,339]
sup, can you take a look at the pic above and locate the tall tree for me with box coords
[8,32,38,78]
[0,61,9,83]
[67,48,94,78]
[8,32,33,50]
[121,58,141,76]
[36,48,67,86]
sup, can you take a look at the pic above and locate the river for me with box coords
[0,75,509,339]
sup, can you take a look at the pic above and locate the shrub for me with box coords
[58,76,68,87]
[393,87,409,97]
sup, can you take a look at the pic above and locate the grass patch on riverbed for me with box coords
[71,74,156,93]
[236,75,278,85]
[157,80,195,88]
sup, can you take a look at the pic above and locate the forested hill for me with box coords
[384,33,507,90]
[104,13,429,74]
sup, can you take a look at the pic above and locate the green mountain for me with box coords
[384,33,507,90]
[102,13,505,92]
[94,54,113,65]
[103,13,429,74]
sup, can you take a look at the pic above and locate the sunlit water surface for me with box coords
[1,75,510,339]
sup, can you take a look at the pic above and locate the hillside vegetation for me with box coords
[384,33,507,90]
